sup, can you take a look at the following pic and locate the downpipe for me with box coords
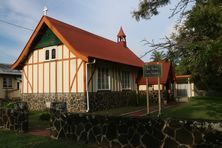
[86,59,96,112]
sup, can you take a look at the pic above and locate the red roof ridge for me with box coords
[45,16,123,47]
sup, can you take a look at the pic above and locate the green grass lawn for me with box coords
[155,96,222,120]
[0,130,94,148]
[92,106,145,116]
[29,111,50,130]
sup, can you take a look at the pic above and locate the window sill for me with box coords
[122,88,132,91]
[97,89,111,91]
[2,87,13,89]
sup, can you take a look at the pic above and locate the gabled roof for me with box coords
[137,60,175,85]
[0,63,21,75]
[12,16,144,69]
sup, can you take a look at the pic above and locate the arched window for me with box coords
[51,48,56,59]
[45,50,49,60]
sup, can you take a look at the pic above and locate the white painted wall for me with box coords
[22,45,85,94]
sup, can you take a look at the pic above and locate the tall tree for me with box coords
[173,0,222,90]
[134,0,222,91]
[133,0,195,21]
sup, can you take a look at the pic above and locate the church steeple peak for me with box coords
[117,27,127,47]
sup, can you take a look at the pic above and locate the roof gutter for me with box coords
[86,59,96,112]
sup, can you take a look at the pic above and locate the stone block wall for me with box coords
[50,112,222,148]
[22,93,86,112]
[89,91,137,112]
[0,102,28,132]
[22,91,138,112]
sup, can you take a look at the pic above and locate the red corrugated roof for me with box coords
[137,60,175,85]
[12,16,144,69]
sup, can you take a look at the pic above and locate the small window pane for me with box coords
[97,67,109,90]
[98,68,101,89]
[45,50,49,60]
[51,49,56,59]
[17,82,20,90]
[3,78,12,88]
[122,72,130,89]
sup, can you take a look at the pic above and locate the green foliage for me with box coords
[133,0,170,21]
[29,111,50,129]
[1,100,15,109]
[150,50,166,61]
[134,0,222,91]
[39,112,50,121]
[173,0,222,90]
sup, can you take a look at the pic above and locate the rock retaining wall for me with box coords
[0,102,28,132]
[50,112,222,148]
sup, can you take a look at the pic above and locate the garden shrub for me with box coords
[39,112,50,121]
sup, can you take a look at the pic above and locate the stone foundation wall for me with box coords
[22,91,138,112]
[22,93,86,112]
[89,91,137,112]
[0,102,28,132]
[50,113,222,147]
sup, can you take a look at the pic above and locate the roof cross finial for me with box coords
[43,6,48,16]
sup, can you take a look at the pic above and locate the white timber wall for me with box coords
[22,45,86,94]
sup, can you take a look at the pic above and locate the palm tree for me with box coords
[150,50,166,62]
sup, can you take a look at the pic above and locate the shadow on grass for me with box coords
[153,97,222,120]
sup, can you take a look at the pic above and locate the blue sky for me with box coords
[0,0,188,64]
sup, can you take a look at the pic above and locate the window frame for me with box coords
[97,67,110,91]
[122,71,131,90]
[45,49,50,60]
[3,77,12,89]
[51,48,56,59]
[44,46,57,61]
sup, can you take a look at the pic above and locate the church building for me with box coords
[12,16,144,112]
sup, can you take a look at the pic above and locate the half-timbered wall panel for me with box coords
[57,46,63,60]
[22,44,139,95]
[44,63,49,93]
[70,59,76,92]
[28,65,32,93]
[33,50,38,63]
[78,59,84,93]
[27,54,33,64]
[50,62,56,93]
[23,66,27,93]
[70,51,76,58]
[39,49,44,62]
[63,46,70,59]
[63,61,69,92]
[22,44,86,94]
[33,65,38,93]
[57,61,62,93]
[39,64,43,93]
